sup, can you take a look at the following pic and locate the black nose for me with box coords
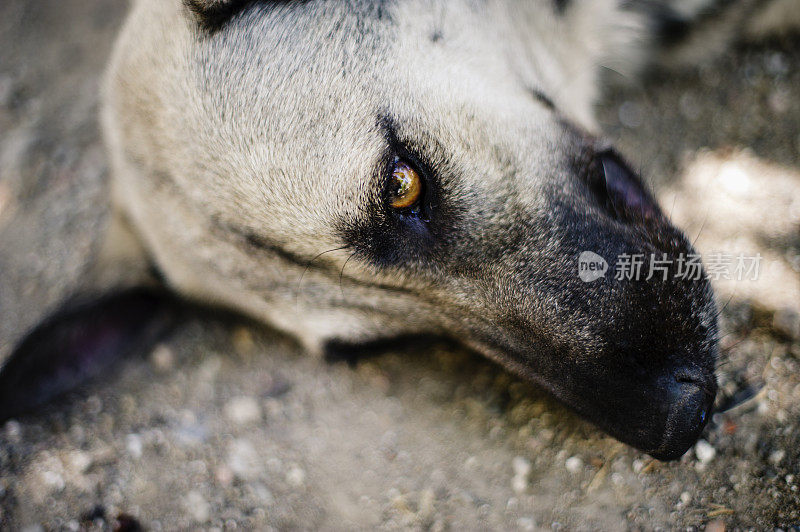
[651,369,716,461]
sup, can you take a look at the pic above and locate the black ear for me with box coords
[0,288,178,423]
[184,0,253,30]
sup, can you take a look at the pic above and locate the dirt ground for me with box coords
[1,1,799,530]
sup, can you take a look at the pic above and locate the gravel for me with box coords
[1,1,799,529]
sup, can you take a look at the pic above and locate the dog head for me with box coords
[102,0,717,459]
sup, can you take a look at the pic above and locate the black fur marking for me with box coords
[185,0,254,30]
[186,0,393,33]
[324,334,447,366]
[553,0,570,15]
[222,221,416,296]
[623,0,753,49]
[185,0,307,31]
[0,288,178,423]
[642,2,692,46]
[530,88,556,111]
[242,231,320,271]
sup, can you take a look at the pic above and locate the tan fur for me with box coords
[101,0,652,353]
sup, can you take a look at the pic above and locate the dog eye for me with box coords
[389,160,423,210]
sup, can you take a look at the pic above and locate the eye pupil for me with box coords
[390,160,423,209]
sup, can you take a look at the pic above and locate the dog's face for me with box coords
[104,0,717,459]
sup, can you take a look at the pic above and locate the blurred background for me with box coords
[0,1,798,529]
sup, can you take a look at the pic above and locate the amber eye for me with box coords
[389,160,423,210]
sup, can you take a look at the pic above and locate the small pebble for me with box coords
[517,517,536,531]
[215,466,234,487]
[227,439,261,480]
[565,456,583,474]
[512,475,528,495]
[512,456,531,477]
[769,449,785,465]
[149,344,175,373]
[41,470,65,492]
[694,440,716,463]
[511,456,531,494]
[125,434,143,459]
[286,465,306,487]
[66,451,92,474]
[184,490,210,523]
[224,396,262,425]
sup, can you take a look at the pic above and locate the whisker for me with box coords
[719,336,748,355]
[339,252,357,297]
[715,381,764,413]
[295,245,349,310]
[668,190,679,221]
[691,211,709,248]
[713,292,737,322]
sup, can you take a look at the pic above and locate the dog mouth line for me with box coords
[453,322,717,453]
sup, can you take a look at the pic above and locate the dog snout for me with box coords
[650,367,717,461]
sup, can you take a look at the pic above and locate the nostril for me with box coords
[584,153,615,216]
[586,149,660,223]
[673,367,713,389]
[673,369,717,405]
[672,368,716,426]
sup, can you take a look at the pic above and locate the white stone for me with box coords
[185,490,210,523]
[769,449,786,465]
[286,465,306,487]
[227,439,261,480]
[512,456,531,477]
[512,475,528,494]
[150,344,175,372]
[224,396,262,425]
[125,434,143,459]
[565,456,583,474]
[694,440,716,463]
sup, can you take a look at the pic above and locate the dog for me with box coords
[2,0,795,460]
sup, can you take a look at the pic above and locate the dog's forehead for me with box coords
[185,0,566,240]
